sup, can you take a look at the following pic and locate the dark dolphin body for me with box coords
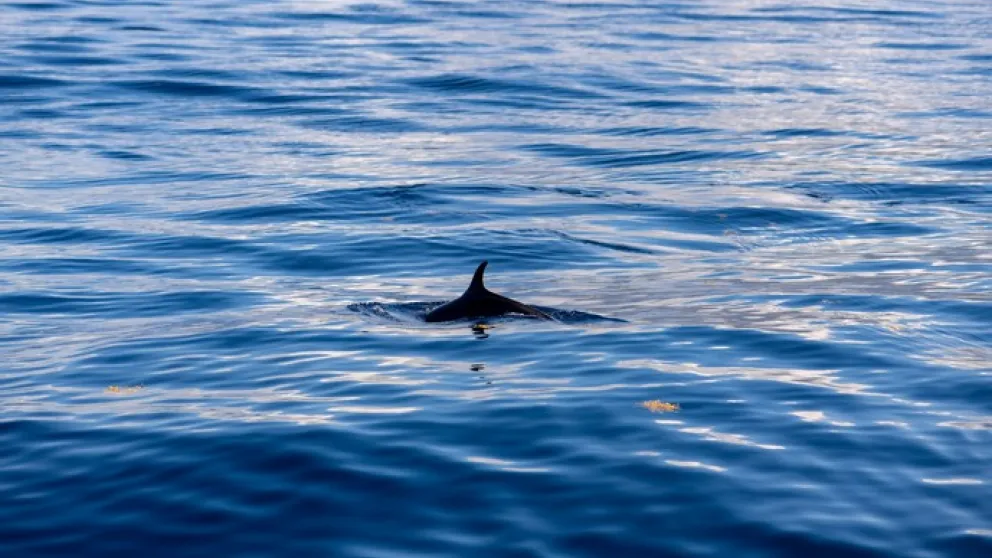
[425,261,552,323]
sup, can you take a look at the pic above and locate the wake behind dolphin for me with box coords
[346,261,625,325]
[425,261,551,322]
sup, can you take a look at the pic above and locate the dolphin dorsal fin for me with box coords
[468,260,488,293]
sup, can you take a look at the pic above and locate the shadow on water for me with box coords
[347,301,626,326]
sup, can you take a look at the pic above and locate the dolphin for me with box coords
[425,261,553,323]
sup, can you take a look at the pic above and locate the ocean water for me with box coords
[1,0,990,556]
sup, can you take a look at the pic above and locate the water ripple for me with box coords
[1,0,990,556]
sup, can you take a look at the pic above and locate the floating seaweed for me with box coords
[106,385,144,394]
[641,400,680,413]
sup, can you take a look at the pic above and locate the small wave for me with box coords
[277,10,429,25]
[33,55,121,66]
[407,72,602,100]
[8,2,66,11]
[555,231,659,256]
[301,114,427,133]
[623,99,708,109]
[600,126,717,137]
[0,74,66,89]
[875,42,968,51]
[913,157,992,172]
[113,79,262,99]
[764,128,845,138]
[520,142,762,168]
[1,226,125,245]
[0,290,260,317]
[787,180,992,206]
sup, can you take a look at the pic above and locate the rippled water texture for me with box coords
[2,0,991,556]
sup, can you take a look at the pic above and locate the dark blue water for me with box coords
[2,0,990,556]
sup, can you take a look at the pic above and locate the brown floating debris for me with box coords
[641,400,680,413]
[106,385,143,394]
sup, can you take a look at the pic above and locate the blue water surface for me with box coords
[2,0,991,556]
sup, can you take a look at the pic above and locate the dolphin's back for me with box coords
[424,297,472,322]
[424,261,551,322]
